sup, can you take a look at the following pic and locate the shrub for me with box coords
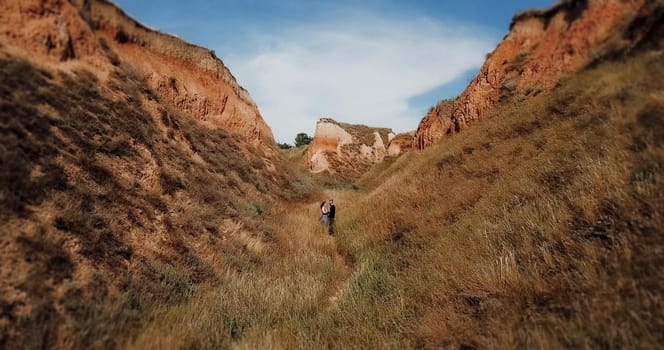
[294,132,313,147]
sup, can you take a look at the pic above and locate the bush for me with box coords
[294,132,313,147]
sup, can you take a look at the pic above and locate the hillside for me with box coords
[1,0,663,348]
[126,48,664,348]
[0,46,311,350]
[0,1,308,348]
[346,51,664,347]
[0,0,275,148]
[415,99,455,150]
[304,118,395,179]
[415,0,664,149]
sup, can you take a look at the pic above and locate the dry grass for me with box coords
[127,193,348,349]
[332,51,664,348]
[119,50,664,348]
[0,52,309,349]
[2,39,663,350]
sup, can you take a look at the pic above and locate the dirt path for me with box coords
[287,189,355,310]
[319,190,354,308]
[326,242,353,309]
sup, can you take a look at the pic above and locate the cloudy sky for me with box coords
[114,0,554,144]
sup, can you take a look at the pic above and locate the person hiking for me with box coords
[320,201,329,225]
[327,199,336,236]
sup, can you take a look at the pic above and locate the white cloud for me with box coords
[224,14,495,143]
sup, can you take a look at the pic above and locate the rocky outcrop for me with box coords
[416,0,659,149]
[0,0,275,148]
[305,118,393,178]
[414,99,454,150]
[387,131,415,157]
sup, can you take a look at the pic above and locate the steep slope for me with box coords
[304,118,394,179]
[0,0,275,148]
[338,50,664,348]
[414,99,454,150]
[415,0,664,149]
[2,0,663,348]
[122,49,664,349]
[0,53,304,350]
[0,1,307,348]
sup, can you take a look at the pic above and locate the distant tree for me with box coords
[278,142,293,149]
[294,133,313,147]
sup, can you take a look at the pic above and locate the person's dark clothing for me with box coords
[328,204,336,235]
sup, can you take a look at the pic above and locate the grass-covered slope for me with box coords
[125,50,663,348]
[335,51,663,348]
[0,52,309,349]
[2,23,662,350]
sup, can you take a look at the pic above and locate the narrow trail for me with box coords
[319,190,355,309]
[279,189,356,310]
[326,240,353,309]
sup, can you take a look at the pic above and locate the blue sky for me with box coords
[114,0,555,143]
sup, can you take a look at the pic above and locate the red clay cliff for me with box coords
[415,0,653,149]
[0,0,275,149]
